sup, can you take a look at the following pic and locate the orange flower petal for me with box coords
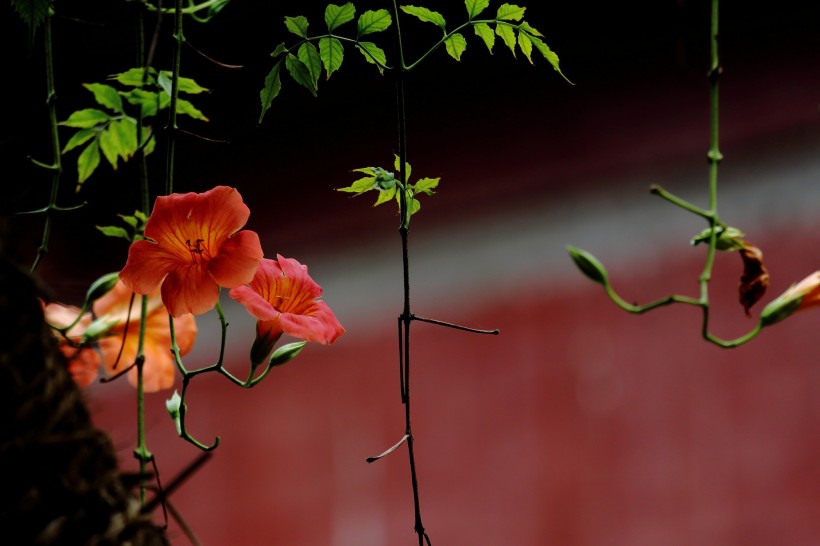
[209,230,264,288]
[161,264,219,317]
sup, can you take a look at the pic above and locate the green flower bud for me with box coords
[85,272,120,304]
[690,226,746,251]
[760,294,803,327]
[567,246,608,285]
[268,341,307,367]
[80,317,115,343]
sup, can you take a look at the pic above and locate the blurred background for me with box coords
[3,1,820,544]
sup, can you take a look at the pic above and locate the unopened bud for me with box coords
[567,246,608,285]
[85,272,120,304]
[165,391,182,436]
[268,341,307,367]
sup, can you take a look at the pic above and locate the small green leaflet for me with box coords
[519,21,543,37]
[298,42,323,88]
[496,24,517,57]
[325,3,355,32]
[271,43,288,57]
[473,23,495,53]
[465,0,490,19]
[517,31,533,63]
[259,60,283,123]
[285,54,317,96]
[83,83,124,114]
[60,109,111,129]
[62,129,97,154]
[413,177,439,195]
[158,72,210,94]
[319,37,344,79]
[284,15,309,38]
[400,6,446,30]
[356,42,387,73]
[357,9,392,36]
[96,225,131,240]
[444,33,467,61]
[393,155,411,181]
[496,3,526,21]
[108,67,157,87]
[528,34,572,83]
[77,140,101,188]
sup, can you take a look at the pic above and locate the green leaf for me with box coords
[83,83,124,113]
[96,225,131,240]
[519,21,543,37]
[400,6,446,30]
[62,128,97,154]
[119,214,139,229]
[284,15,309,37]
[325,3,355,31]
[77,140,101,186]
[159,72,210,94]
[465,0,490,19]
[122,89,162,117]
[337,176,377,194]
[393,155,411,181]
[109,118,138,161]
[176,98,209,121]
[259,60,284,123]
[299,42,323,88]
[356,42,387,73]
[517,30,533,64]
[353,167,377,175]
[60,109,111,129]
[98,127,121,169]
[496,24,517,57]
[318,37,344,80]
[11,0,48,44]
[271,42,288,57]
[473,23,495,53]
[529,35,572,83]
[285,54,317,96]
[496,3,526,21]
[134,210,148,222]
[374,186,397,206]
[413,177,439,195]
[96,226,131,241]
[358,9,392,36]
[444,33,467,61]
[157,71,173,97]
[108,67,157,87]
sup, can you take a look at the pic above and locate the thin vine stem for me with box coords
[134,294,152,505]
[165,0,184,195]
[30,12,63,273]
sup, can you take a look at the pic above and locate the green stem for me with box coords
[603,284,702,313]
[31,12,63,273]
[403,19,516,71]
[134,295,152,506]
[704,323,762,348]
[165,0,184,194]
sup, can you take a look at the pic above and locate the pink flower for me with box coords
[230,256,344,364]
[43,302,101,388]
[120,186,264,317]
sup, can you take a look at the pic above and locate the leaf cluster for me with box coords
[259,3,393,123]
[337,156,440,227]
[96,210,148,242]
[60,68,209,190]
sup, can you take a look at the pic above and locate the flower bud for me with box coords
[760,271,820,327]
[80,317,115,343]
[84,272,120,304]
[567,246,608,285]
[690,226,746,251]
[268,341,307,367]
[165,391,182,436]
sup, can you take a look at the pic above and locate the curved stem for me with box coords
[604,284,702,314]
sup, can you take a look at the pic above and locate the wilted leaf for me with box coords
[739,244,769,316]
